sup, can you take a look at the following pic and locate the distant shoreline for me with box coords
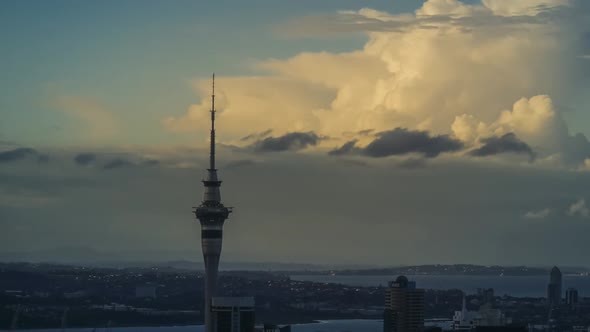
[288,272,590,277]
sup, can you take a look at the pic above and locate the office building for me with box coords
[547,266,562,307]
[565,288,579,309]
[384,275,425,332]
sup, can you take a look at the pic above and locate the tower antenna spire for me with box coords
[210,73,216,170]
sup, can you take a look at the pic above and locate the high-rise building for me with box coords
[384,275,425,332]
[547,266,562,307]
[565,288,579,309]
[211,297,255,332]
[194,74,233,332]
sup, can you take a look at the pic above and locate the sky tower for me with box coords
[194,74,232,332]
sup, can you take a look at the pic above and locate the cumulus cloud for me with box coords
[74,153,97,166]
[251,132,321,152]
[470,133,535,160]
[164,0,590,168]
[567,198,589,218]
[524,208,551,219]
[455,96,590,165]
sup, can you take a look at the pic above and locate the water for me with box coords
[0,320,382,332]
[290,274,590,297]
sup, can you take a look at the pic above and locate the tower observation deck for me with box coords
[194,74,232,332]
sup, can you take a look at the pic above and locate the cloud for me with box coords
[470,133,535,160]
[164,0,590,169]
[361,128,463,158]
[74,153,97,166]
[454,96,590,165]
[524,208,551,219]
[37,155,50,163]
[328,140,359,156]
[330,129,463,158]
[280,0,571,37]
[163,77,333,139]
[251,132,321,152]
[567,198,589,218]
[0,148,39,163]
[481,0,569,16]
[102,157,159,170]
[6,146,590,266]
[103,158,134,170]
[240,129,273,142]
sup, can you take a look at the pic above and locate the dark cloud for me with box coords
[470,133,536,160]
[37,155,50,163]
[0,148,39,163]
[361,128,463,158]
[328,140,359,156]
[102,158,159,170]
[103,158,134,170]
[240,129,273,142]
[561,132,590,165]
[74,153,97,166]
[251,132,321,152]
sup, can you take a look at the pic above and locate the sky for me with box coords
[2,0,590,267]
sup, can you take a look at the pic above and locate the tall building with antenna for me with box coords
[194,74,233,332]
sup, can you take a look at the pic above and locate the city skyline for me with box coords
[2,0,590,266]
